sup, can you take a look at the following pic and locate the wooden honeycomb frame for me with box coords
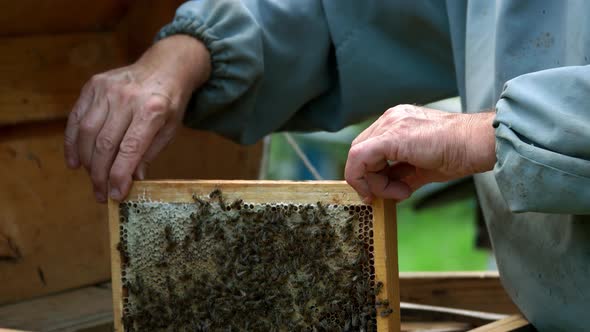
[108,180,400,331]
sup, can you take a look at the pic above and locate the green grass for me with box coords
[397,198,489,271]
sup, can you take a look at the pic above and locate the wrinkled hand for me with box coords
[345,105,496,203]
[64,35,211,203]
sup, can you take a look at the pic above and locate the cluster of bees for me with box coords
[117,189,392,331]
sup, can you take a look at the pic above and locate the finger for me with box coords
[90,98,133,203]
[64,85,95,169]
[351,106,401,146]
[382,162,416,180]
[362,163,416,203]
[345,135,397,202]
[365,172,412,201]
[133,122,178,180]
[78,90,109,169]
[109,96,170,200]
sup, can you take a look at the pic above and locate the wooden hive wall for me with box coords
[0,1,262,305]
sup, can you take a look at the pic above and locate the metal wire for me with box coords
[282,132,324,181]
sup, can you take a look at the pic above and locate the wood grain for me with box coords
[401,321,471,332]
[0,121,111,305]
[469,315,531,332]
[0,276,526,331]
[124,180,368,204]
[0,284,112,331]
[108,200,123,332]
[399,272,519,314]
[0,32,126,126]
[0,1,130,36]
[401,302,505,327]
[116,0,186,61]
[373,199,400,332]
[109,180,400,332]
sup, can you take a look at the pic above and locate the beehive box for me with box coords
[108,181,399,331]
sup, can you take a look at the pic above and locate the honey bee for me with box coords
[380,308,393,317]
[164,225,177,252]
[230,199,243,210]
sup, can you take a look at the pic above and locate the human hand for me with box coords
[345,105,496,203]
[64,35,211,203]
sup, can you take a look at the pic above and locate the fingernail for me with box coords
[110,188,121,201]
[66,158,78,169]
[363,196,373,204]
[95,191,106,203]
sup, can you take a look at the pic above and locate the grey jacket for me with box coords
[158,1,590,330]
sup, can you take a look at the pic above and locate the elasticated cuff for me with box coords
[155,0,264,142]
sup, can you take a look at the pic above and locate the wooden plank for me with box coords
[374,198,401,331]
[399,272,520,314]
[0,121,111,305]
[0,284,112,331]
[0,1,130,36]
[120,180,382,205]
[109,199,123,332]
[0,32,127,126]
[401,321,471,332]
[0,277,527,331]
[469,315,532,332]
[147,128,263,181]
[401,302,506,326]
[116,0,186,61]
[0,122,262,305]
[108,180,399,332]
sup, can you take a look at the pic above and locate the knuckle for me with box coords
[79,118,96,134]
[384,107,396,116]
[89,74,104,85]
[119,85,138,100]
[119,136,142,156]
[138,96,170,123]
[144,95,169,115]
[68,109,82,124]
[95,135,116,154]
[397,104,416,110]
[386,104,412,116]
[348,145,362,160]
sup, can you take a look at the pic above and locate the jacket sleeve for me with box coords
[494,66,590,214]
[157,0,457,144]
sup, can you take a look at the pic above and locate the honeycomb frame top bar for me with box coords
[122,180,363,205]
